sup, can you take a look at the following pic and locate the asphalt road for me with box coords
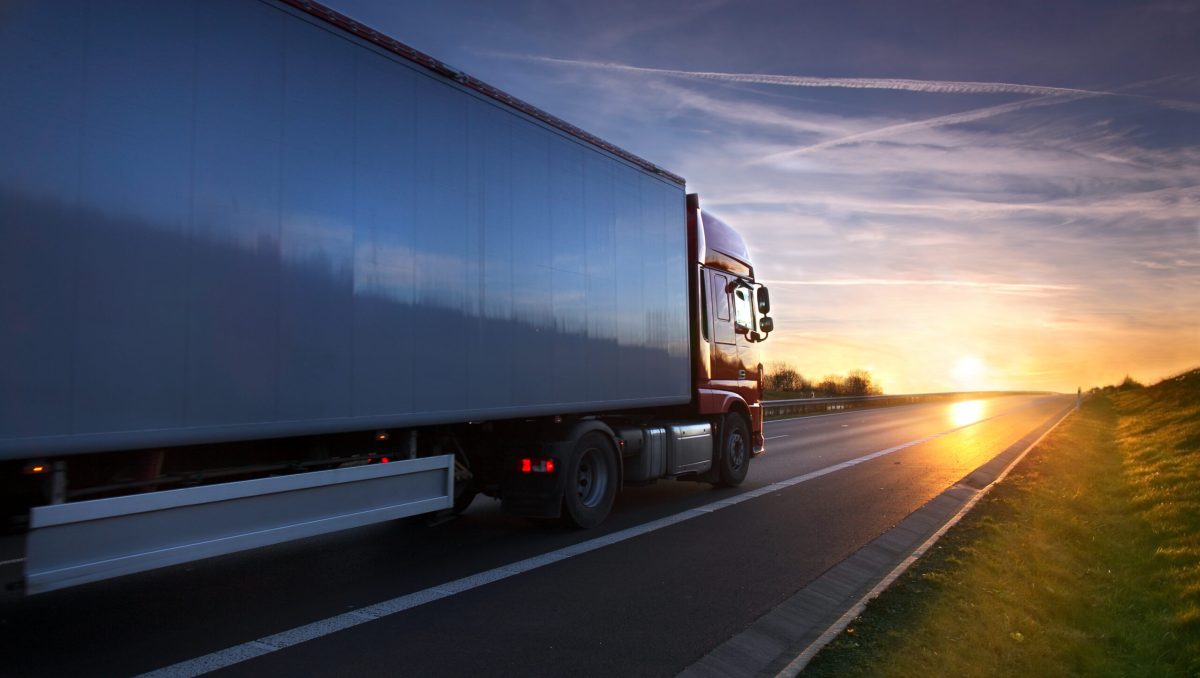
[0,394,1072,677]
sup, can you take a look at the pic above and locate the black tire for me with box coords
[443,434,476,515]
[715,413,750,487]
[561,432,619,529]
[452,484,478,514]
[451,453,477,515]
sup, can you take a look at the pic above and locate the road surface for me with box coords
[0,394,1072,676]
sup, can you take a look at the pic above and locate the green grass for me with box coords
[803,369,1200,677]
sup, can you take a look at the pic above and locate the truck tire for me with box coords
[715,413,750,487]
[453,484,478,514]
[451,449,477,514]
[561,432,618,529]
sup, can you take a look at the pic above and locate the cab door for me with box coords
[731,284,760,391]
[707,269,740,387]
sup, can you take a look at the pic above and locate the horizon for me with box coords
[327,0,1199,393]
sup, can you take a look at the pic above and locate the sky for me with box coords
[327,0,1199,394]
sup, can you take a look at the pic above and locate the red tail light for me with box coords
[520,458,555,473]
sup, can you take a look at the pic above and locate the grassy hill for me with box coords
[805,368,1200,676]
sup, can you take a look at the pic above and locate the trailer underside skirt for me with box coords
[24,455,453,594]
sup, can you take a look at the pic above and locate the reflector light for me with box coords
[520,458,555,473]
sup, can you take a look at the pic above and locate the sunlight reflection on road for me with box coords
[949,399,987,427]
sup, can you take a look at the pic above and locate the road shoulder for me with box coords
[680,401,1075,678]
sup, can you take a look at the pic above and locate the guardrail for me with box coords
[763,391,1054,418]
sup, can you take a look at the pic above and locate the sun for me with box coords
[951,356,988,390]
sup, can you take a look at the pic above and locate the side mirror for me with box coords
[756,286,771,314]
[759,316,774,333]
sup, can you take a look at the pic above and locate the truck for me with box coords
[0,0,774,594]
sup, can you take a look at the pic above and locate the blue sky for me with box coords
[327,0,1199,393]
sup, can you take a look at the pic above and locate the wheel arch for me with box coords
[724,399,751,429]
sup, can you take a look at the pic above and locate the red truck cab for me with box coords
[687,194,773,458]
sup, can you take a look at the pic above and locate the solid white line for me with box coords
[0,558,25,567]
[140,413,1006,678]
[774,404,1077,676]
[764,435,790,440]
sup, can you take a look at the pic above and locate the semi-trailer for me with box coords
[0,0,774,594]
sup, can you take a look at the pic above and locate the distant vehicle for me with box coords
[0,0,774,594]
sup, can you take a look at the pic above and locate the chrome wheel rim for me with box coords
[728,430,747,471]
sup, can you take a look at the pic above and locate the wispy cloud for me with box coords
[488,49,1199,391]
[510,55,1111,96]
[763,278,1077,294]
[586,0,729,48]
[506,54,1200,163]
[755,94,1090,163]
[505,54,1200,114]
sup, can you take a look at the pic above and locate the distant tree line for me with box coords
[765,363,883,397]
[1089,374,1145,395]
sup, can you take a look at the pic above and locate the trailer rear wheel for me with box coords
[561,432,618,529]
[715,414,750,487]
[451,449,477,514]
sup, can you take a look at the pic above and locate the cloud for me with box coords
[504,54,1200,168]
[755,94,1090,162]
[510,55,1110,96]
[489,49,1200,392]
[585,0,729,48]
[638,79,858,138]
[763,278,1077,294]
[505,54,1200,120]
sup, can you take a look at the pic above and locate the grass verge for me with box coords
[803,369,1200,677]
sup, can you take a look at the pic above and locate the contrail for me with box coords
[755,94,1090,163]
[509,54,1200,113]
[504,54,1200,159]
[516,55,1111,97]
[763,279,1077,293]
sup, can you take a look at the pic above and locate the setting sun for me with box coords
[951,356,988,391]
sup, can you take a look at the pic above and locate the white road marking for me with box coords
[140,412,1006,678]
[764,434,790,440]
[0,558,25,567]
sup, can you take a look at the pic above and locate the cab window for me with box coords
[714,274,730,321]
[733,285,753,331]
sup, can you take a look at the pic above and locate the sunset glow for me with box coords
[330,0,1199,393]
[949,400,987,428]
[951,357,988,392]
